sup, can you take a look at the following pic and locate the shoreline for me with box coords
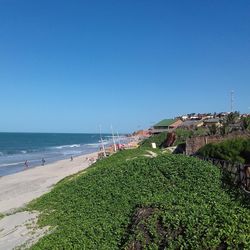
[0,151,99,214]
[0,148,100,177]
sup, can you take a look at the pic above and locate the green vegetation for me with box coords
[198,138,250,164]
[225,111,240,125]
[0,213,3,220]
[174,127,207,145]
[241,116,250,131]
[28,148,250,249]
[139,128,207,149]
[139,132,167,148]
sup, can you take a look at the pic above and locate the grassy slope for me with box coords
[28,149,250,249]
[139,132,167,148]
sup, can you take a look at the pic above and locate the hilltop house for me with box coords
[149,119,182,134]
[203,118,221,127]
[180,120,204,129]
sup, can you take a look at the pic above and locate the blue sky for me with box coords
[0,0,249,133]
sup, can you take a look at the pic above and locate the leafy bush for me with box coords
[28,149,250,249]
[198,138,250,164]
[241,116,250,131]
[174,128,208,146]
[140,132,167,148]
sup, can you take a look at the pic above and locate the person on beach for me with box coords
[71,156,73,161]
[24,160,28,168]
[41,158,46,166]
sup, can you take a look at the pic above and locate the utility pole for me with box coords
[99,125,106,157]
[111,125,117,152]
[230,90,234,113]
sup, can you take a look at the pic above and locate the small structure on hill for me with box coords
[180,120,204,129]
[150,119,182,134]
[203,118,221,127]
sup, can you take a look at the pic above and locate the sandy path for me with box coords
[0,211,49,250]
[0,152,98,214]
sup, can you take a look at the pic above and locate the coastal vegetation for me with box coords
[241,116,250,131]
[173,127,207,145]
[139,128,207,149]
[139,132,167,148]
[28,148,250,249]
[198,138,250,164]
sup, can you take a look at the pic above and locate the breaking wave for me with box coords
[54,144,81,149]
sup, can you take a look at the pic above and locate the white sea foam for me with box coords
[0,159,40,168]
[54,144,81,149]
[85,143,101,148]
[0,161,26,168]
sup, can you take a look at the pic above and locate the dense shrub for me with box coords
[28,149,250,249]
[198,138,250,164]
[139,132,167,148]
[174,128,208,146]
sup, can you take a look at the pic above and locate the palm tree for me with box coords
[241,116,250,131]
[218,112,240,136]
[225,111,240,125]
[208,124,218,135]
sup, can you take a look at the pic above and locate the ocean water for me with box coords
[0,132,121,176]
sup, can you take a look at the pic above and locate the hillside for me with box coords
[28,149,250,249]
[198,138,250,164]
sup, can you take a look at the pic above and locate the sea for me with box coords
[0,132,125,176]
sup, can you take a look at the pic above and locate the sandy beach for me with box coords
[0,152,98,215]
[0,152,98,249]
[0,139,139,249]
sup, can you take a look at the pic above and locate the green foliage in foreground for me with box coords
[28,149,250,249]
[139,132,167,148]
[198,138,250,164]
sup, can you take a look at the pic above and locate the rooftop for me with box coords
[181,120,203,127]
[203,118,221,123]
[154,119,176,127]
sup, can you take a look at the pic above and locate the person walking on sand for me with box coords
[24,160,28,168]
[41,158,46,166]
[71,156,73,161]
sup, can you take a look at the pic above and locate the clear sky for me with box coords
[0,0,249,133]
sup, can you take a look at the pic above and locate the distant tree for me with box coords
[225,111,240,125]
[219,124,230,136]
[187,113,195,118]
[218,111,241,135]
[208,124,218,135]
[241,117,250,131]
